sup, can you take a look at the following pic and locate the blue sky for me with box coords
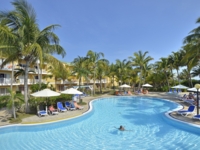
[1,0,200,64]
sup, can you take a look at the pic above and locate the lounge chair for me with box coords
[57,102,67,112]
[173,89,177,94]
[48,105,59,115]
[192,114,200,120]
[177,105,195,116]
[168,89,173,93]
[65,101,76,111]
[37,105,48,117]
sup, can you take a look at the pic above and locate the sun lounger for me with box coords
[177,105,195,116]
[57,102,67,112]
[168,89,173,94]
[37,106,48,117]
[192,114,200,120]
[65,101,76,111]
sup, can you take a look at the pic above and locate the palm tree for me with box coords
[0,0,66,112]
[171,51,184,84]
[115,59,132,86]
[184,17,200,51]
[71,56,89,89]
[154,58,171,91]
[129,50,153,90]
[108,63,117,89]
[86,50,107,95]
[96,60,109,93]
[180,44,198,87]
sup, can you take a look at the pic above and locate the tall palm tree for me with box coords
[108,63,117,89]
[115,59,132,86]
[184,17,200,51]
[154,58,171,90]
[171,51,184,84]
[129,50,153,90]
[86,50,107,95]
[180,44,198,87]
[0,0,66,112]
[96,60,109,93]
[71,56,89,89]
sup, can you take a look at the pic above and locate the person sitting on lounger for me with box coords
[49,105,57,111]
[72,98,84,110]
[48,105,58,115]
[127,91,133,95]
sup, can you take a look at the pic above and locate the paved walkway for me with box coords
[0,92,200,126]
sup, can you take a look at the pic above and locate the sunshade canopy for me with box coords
[171,84,188,89]
[61,88,83,94]
[120,84,131,88]
[187,87,199,92]
[31,88,60,97]
[142,84,153,87]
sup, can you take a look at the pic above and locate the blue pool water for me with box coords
[1,96,200,150]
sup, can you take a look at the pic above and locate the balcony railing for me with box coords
[0,78,46,85]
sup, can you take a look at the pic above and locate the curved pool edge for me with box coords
[1,96,200,130]
[0,96,102,129]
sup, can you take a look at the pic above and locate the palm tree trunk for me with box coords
[37,63,41,89]
[100,76,102,93]
[164,71,170,91]
[93,72,95,95]
[11,61,16,119]
[177,69,180,84]
[24,61,30,113]
[79,77,81,89]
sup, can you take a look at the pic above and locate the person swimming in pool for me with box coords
[119,125,125,131]
[114,125,133,132]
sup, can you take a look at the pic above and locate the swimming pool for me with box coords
[1,96,200,150]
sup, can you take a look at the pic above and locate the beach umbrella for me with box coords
[142,84,153,87]
[31,89,61,112]
[171,84,188,89]
[31,88,60,97]
[61,88,83,94]
[187,87,197,92]
[120,84,131,88]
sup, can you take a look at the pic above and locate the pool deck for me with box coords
[1,92,200,126]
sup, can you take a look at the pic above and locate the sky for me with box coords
[1,0,200,64]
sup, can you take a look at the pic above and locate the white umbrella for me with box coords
[61,88,83,94]
[31,88,60,97]
[171,84,188,89]
[187,87,198,92]
[142,84,153,87]
[120,84,131,88]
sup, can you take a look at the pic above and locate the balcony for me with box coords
[0,78,46,86]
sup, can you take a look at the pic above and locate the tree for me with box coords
[154,58,171,91]
[86,50,107,95]
[96,60,109,93]
[115,59,132,86]
[0,0,66,113]
[129,50,153,90]
[71,56,89,88]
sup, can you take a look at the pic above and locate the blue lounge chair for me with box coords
[177,105,195,116]
[193,114,200,120]
[168,89,172,93]
[173,89,177,93]
[57,102,67,112]
[37,106,48,117]
[65,101,76,111]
